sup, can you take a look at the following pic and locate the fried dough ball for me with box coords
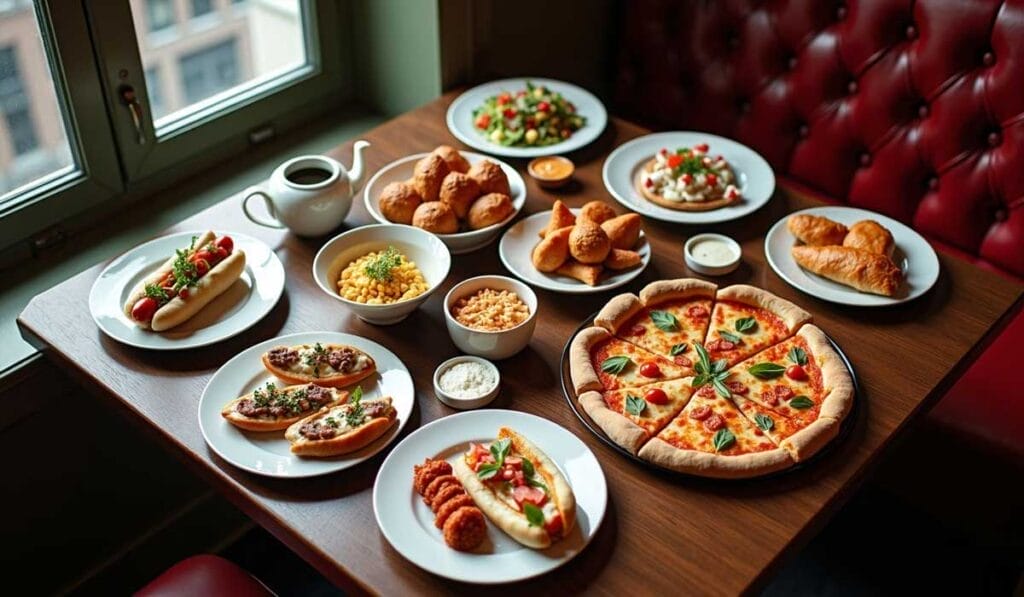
[605,248,642,270]
[569,221,612,264]
[434,493,476,529]
[539,200,576,238]
[431,484,466,513]
[467,192,514,229]
[433,145,470,173]
[443,506,487,551]
[579,201,617,225]
[438,172,480,219]
[412,201,459,234]
[379,181,422,224]
[532,225,572,272]
[412,154,450,202]
[468,160,511,196]
[601,213,642,250]
[413,459,452,495]
[423,474,459,504]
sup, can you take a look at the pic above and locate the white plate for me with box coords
[198,331,415,478]
[765,206,940,306]
[446,78,607,158]
[88,231,285,350]
[498,209,650,294]
[602,131,776,224]
[363,151,527,254]
[373,409,607,584]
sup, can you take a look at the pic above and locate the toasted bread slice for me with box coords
[221,383,347,431]
[261,343,376,388]
[285,396,396,457]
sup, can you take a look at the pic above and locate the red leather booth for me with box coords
[613,0,1024,461]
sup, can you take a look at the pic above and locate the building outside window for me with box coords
[0,46,38,156]
[179,38,239,105]
[146,0,175,32]
[191,0,214,18]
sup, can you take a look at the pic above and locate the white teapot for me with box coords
[242,140,370,236]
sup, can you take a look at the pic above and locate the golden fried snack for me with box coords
[579,201,617,224]
[601,213,642,250]
[569,221,612,264]
[787,214,848,246]
[468,160,511,196]
[413,459,453,495]
[843,220,894,258]
[443,506,487,551]
[412,154,451,202]
[605,248,642,270]
[556,260,603,286]
[431,484,466,513]
[412,201,459,234]
[378,181,422,224]
[438,172,480,219]
[423,474,459,504]
[467,192,514,229]
[539,200,576,238]
[433,145,471,173]
[434,493,476,529]
[532,225,572,272]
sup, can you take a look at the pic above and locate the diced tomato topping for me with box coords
[497,93,511,105]
[469,443,490,467]
[501,466,515,480]
[690,405,712,420]
[644,388,669,405]
[726,188,740,200]
[525,117,536,128]
[705,173,718,187]
[503,108,517,119]
[512,470,526,487]
[513,485,547,508]
[694,143,709,153]
[674,355,692,367]
[659,148,668,156]
[687,304,708,318]
[786,364,808,381]
[475,114,491,129]
[644,177,654,188]
[505,456,523,468]
[705,339,736,352]
[516,90,527,97]
[774,385,794,400]
[545,513,564,537]
[537,101,551,112]
[762,388,779,406]
[628,325,646,336]
[681,173,693,185]
[131,297,159,323]
[703,413,726,432]
[666,154,683,168]
[640,362,662,378]
[726,381,748,395]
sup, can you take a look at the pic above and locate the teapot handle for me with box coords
[242,187,286,229]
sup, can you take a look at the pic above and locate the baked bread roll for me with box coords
[438,172,480,219]
[467,160,510,196]
[412,201,458,233]
[787,214,848,246]
[569,221,612,264]
[601,213,642,250]
[412,154,450,202]
[843,220,894,258]
[579,201,617,224]
[467,192,513,229]
[532,225,572,272]
[432,145,470,173]
[791,245,902,296]
[539,200,576,238]
[378,181,422,224]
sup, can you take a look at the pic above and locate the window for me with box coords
[180,39,239,104]
[146,0,176,32]
[191,0,214,18]
[144,67,165,119]
[0,47,38,155]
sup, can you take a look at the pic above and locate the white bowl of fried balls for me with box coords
[364,145,527,254]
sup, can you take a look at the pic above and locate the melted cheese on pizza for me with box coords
[704,300,791,366]
[615,298,712,364]
[601,378,694,437]
[654,386,777,455]
[722,335,825,422]
[590,337,692,391]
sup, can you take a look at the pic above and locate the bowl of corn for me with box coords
[313,224,451,324]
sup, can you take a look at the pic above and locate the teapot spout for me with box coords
[346,140,371,195]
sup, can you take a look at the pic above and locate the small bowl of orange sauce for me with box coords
[527,156,575,189]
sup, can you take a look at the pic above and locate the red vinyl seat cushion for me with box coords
[613,0,1024,459]
[135,555,272,597]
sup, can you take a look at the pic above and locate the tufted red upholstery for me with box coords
[614,0,1024,459]
[134,555,273,597]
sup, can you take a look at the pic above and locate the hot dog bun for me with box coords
[150,249,246,331]
[122,231,216,326]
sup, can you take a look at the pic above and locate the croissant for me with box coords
[843,220,894,258]
[791,245,902,296]
[787,214,848,246]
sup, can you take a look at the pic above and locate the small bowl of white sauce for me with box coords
[684,233,742,276]
[433,355,501,410]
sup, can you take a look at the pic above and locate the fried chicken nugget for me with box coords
[579,200,617,225]
[431,484,466,513]
[443,506,487,551]
[423,474,459,504]
[412,459,452,496]
[433,145,471,173]
[439,172,480,219]
[468,160,510,196]
[434,493,476,529]
[412,154,450,202]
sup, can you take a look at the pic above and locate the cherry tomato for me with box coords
[497,93,511,105]
[537,101,551,112]
[659,148,668,156]
[475,114,491,129]
[644,177,654,188]
[674,355,693,367]
[131,297,158,322]
[545,513,564,537]
[705,173,718,186]
[512,471,526,487]
[639,362,662,378]
[194,259,210,277]
[215,236,233,253]
[503,108,517,118]
[666,154,683,168]
[689,405,712,420]
[644,388,669,405]
[681,173,693,185]
[786,364,808,381]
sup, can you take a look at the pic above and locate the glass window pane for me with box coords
[131,0,308,125]
[0,1,75,201]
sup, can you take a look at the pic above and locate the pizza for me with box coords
[568,278,854,478]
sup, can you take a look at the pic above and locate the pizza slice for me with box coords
[569,326,693,394]
[578,378,694,454]
[637,384,793,478]
[594,279,716,365]
[704,285,811,366]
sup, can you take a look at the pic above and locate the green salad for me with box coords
[472,81,586,147]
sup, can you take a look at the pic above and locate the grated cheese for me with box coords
[439,361,497,399]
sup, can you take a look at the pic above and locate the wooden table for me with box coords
[19,93,1022,595]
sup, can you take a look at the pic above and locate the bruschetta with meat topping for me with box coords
[261,342,376,388]
[221,382,347,431]
[284,388,396,457]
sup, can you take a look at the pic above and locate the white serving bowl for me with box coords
[433,355,501,410]
[363,151,527,255]
[443,275,538,360]
[313,224,451,325]
[684,233,742,276]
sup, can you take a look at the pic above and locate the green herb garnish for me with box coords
[523,502,545,527]
[712,428,736,452]
[748,363,785,379]
[144,284,169,304]
[325,417,339,428]
[691,344,731,397]
[735,317,757,333]
[625,393,647,416]
[789,396,814,409]
[521,457,548,493]
[754,413,774,432]
[363,245,402,282]
[345,385,364,427]
[670,343,688,356]
[788,347,808,366]
[601,355,632,375]
[303,343,329,378]
[718,330,742,343]
[650,310,679,332]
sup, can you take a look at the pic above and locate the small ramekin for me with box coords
[684,233,742,276]
[433,355,501,410]
[443,275,538,360]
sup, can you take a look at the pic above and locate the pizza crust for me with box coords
[593,293,643,334]
[637,438,794,479]
[639,278,717,307]
[569,327,612,394]
[579,391,649,454]
[716,284,812,333]
[798,324,854,421]
[779,417,840,462]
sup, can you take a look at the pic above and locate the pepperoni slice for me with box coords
[703,414,725,431]
[725,381,748,395]
[689,405,712,420]
[673,355,693,367]
[696,385,715,398]
[774,385,794,400]
[761,388,779,406]
[706,339,736,352]
[687,304,709,318]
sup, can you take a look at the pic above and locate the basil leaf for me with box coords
[476,463,500,480]
[625,394,647,416]
[712,428,736,452]
[490,438,511,465]
[601,355,632,375]
[754,413,774,431]
[788,347,808,366]
[650,310,679,332]
[749,363,785,379]
[718,330,742,343]
[523,502,545,527]
[712,358,728,375]
[735,317,757,333]
[527,475,549,493]
[670,343,688,356]
[691,373,710,388]
[789,396,814,409]
[693,343,712,374]
[520,456,535,478]
[712,378,731,398]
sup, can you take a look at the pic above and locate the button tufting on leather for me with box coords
[739,99,751,114]
[927,176,939,190]
[859,152,872,167]
[727,34,740,49]
[787,56,798,71]
[836,4,847,20]
[918,103,930,118]
[905,24,918,40]
[983,51,996,67]
[995,209,1008,222]
[847,80,858,94]
[798,124,809,138]
[988,130,1003,147]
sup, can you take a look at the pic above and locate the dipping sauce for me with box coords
[438,361,497,399]
[451,288,530,331]
[528,156,575,188]
[690,238,738,266]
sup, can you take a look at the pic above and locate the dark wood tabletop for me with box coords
[18,92,1023,596]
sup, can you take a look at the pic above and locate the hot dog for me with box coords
[123,231,246,331]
